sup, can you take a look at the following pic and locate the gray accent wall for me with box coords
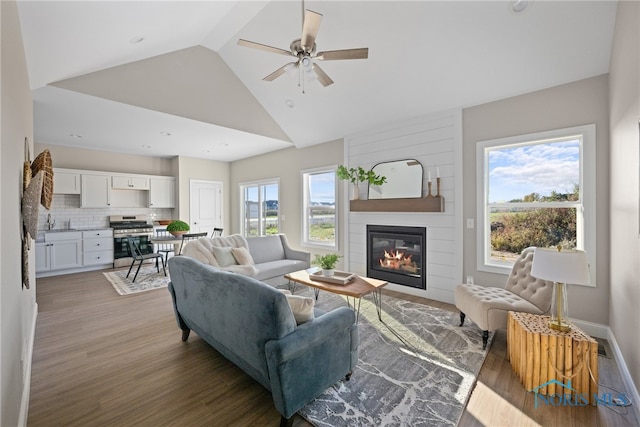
[462,74,610,326]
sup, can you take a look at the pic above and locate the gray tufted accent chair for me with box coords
[454,247,553,349]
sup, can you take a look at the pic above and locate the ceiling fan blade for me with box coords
[263,62,298,82]
[301,10,322,52]
[316,48,369,61]
[312,63,334,87]
[238,39,292,56]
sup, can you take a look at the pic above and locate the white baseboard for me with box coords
[571,319,639,420]
[606,328,640,422]
[18,303,38,427]
[571,318,609,339]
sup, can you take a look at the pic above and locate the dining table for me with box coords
[149,235,184,255]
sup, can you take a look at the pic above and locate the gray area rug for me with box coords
[298,289,490,427]
[103,267,169,295]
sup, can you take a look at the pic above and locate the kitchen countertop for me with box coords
[35,228,113,243]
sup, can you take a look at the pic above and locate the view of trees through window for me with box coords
[487,138,581,264]
[242,182,279,237]
[303,170,336,247]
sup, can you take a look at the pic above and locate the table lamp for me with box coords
[530,246,590,332]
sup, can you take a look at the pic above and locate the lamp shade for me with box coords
[530,248,590,285]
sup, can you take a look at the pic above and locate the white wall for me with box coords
[344,109,463,303]
[1,2,38,424]
[609,0,640,408]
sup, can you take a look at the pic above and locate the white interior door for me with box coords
[189,180,223,236]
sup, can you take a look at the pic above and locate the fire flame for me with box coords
[379,249,415,272]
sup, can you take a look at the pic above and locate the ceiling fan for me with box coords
[237,5,368,91]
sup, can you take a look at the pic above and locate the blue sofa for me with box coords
[167,256,359,425]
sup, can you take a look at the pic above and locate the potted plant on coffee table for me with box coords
[313,253,342,277]
[337,165,387,200]
[166,220,190,237]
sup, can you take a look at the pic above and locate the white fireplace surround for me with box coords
[343,109,463,304]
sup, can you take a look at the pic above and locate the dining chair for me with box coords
[155,228,175,265]
[126,236,166,283]
[212,227,223,237]
[178,232,209,255]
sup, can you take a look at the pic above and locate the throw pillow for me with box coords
[210,246,237,268]
[231,246,255,266]
[278,290,315,324]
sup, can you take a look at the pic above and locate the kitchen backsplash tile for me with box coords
[38,194,173,231]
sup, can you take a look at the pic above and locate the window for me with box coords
[476,125,596,285]
[302,167,337,249]
[240,180,279,237]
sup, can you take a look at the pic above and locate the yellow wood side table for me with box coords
[507,311,599,405]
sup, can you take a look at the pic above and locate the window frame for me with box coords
[476,124,596,286]
[239,178,280,238]
[301,166,338,250]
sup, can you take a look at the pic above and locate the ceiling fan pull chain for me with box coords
[302,69,306,94]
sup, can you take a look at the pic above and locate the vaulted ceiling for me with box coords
[18,1,617,162]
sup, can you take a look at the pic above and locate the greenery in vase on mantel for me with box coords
[337,165,387,200]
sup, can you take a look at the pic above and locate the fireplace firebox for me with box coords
[366,225,426,289]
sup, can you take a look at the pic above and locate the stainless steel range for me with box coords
[110,215,154,267]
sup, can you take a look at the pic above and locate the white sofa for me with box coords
[181,234,310,286]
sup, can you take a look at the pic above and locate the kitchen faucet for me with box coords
[47,213,55,230]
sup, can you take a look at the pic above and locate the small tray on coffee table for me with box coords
[310,270,356,285]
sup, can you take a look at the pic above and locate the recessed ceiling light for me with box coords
[70,134,82,138]
[285,99,295,108]
[512,0,528,12]
[130,35,145,44]
[160,131,172,136]
[141,145,151,149]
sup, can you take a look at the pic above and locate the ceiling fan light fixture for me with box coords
[305,67,317,82]
[237,4,367,92]
[284,62,298,78]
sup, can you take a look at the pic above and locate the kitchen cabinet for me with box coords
[149,177,175,208]
[81,174,111,208]
[36,231,83,273]
[35,243,51,272]
[112,175,150,190]
[53,171,81,194]
[82,229,114,266]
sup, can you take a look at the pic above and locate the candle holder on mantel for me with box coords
[427,178,441,198]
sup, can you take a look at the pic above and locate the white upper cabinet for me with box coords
[149,177,175,208]
[54,168,174,208]
[112,175,150,190]
[81,174,111,208]
[53,171,81,194]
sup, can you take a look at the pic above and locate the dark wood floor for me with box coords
[28,268,638,426]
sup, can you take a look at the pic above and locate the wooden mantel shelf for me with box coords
[350,196,444,213]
